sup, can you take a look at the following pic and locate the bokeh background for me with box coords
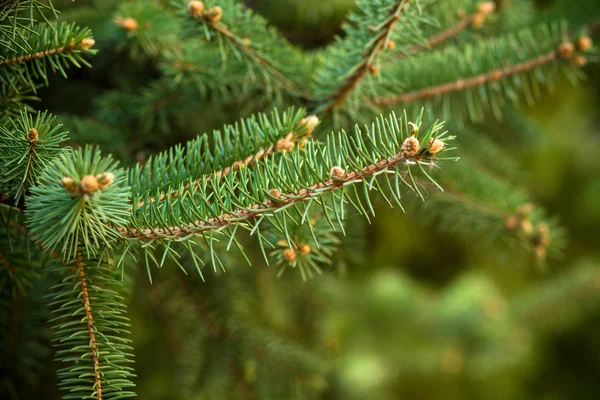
[15,0,600,399]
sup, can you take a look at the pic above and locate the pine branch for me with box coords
[49,254,136,399]
[320,0,411,112]
[121,110,455,247]
[0,22,96,91]
[176,0,307,97]
[374,22,593,122]
[375,49,558,106]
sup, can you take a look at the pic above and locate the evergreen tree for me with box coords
[1,0,599,399]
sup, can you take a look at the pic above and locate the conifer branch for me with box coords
[375,49,559,106]
[0,37,95,66]
[404,14,472,56]
[122,140,440,241]
[75,251,103,400]
[321,0,411,112]
[135,127,314,208]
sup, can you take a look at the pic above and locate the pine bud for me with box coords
[477,1,496,14]
[330,166,346,179]
[79,38,95,50]
[298,244,311,255]
[520,219,533,234]
[61,177,78,194]
[96,172,115,190]
[268,189,281,198]
[516,203,534,218]
[470,12,486,29]
[275,137,295,151]
[571,55,587,67]
[204,6,222,23]
[188,1,204,17]
[118,17,138,32]
[27,128,38,143]
[506,215,518,231]
[427,138,445,155]
[558,42,575,59]
[575,36,592,52]
[401,137,420,157]
[386,40,396,50]
[283,248,296,261]
[80,175,99,194]
[300,115,319,133]
[369,65,378,75]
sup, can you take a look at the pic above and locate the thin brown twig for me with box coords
[121,148,418,240]
[75,251,103,400]
[373,49,558,106]
[324,0,411,112]
[0,38,93,66]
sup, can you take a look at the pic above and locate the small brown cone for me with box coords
[27,128,39,143]
[298,244,311,255]
[558,42,575,59]
[401,137,420,157]
[283,248,296,261]
[575,36,592,52]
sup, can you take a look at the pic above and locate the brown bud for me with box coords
[275,137,295,151]
[298,244,311,255]
[516,203,534,218]
[330,166,346,179]
[386,40,396,50]
[520,219,533,234]
[477,1,496,14]
[268,189,281,198]
[283,248,296,261]
[80,175,99,194]
[300,115,319,133]
[571,55,587,67]
[61,177,78,194]
[204,6,222,23]
[79,38,95,50]
[96,172,115,190]
[427,138,445,155]
[401,136,420,157]
[27,128,38,143]
[369,65,378,75]
[118,17,138,32]
[488,69,503,81]
[470,12,486,29]
[558,42,575,59]
[187,1,204,17]
[576,36,592,52]
[506,215,518,231]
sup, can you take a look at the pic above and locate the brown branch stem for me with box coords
[323,0,411,112]
[0,38,91,66]
[373,49,558,106]
[122,148,415,240]
[75,251,103,400]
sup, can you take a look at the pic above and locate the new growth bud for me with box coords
[330,166,347,179]
[283,248,296,261]
[79,38,96,50]
[80,175,99,194]
[188,1,205,17]
[27,128,38,143]
[401,137,420,157]
[300,115,319,133]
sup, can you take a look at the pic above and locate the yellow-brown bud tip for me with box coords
[61,177,78,194]
[188,1,205,16]
[477,1,496,15]
[268,189,281,198]
[79,38,95,50]
[300,115,319,133]
[298,244,311,255]
[427,138,445,155]
[571,55,587,67]
[401,137,420,157]
[204,6,222,23]
[80,175,99,194]
[283,248,296,261]
[576,36,593,52]
[330,166,346,178]
[558,42,575,59]
[96,172,115,190]
[27,128,38,143]
[386,40,396,50]
[118,17,138,32]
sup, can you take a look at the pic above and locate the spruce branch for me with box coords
[318,0,412,113]
[373,22,594,121]
[177,0,306,97]
[0,22,96,91]
[120,110,455,254]
[49,254,136,400]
